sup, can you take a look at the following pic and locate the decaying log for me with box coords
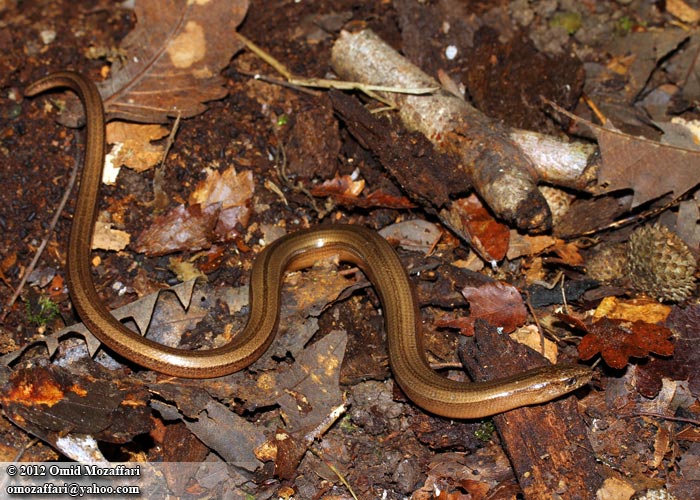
[459,320,602,499]
[331,29,599,232]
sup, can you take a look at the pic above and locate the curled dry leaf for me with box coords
[135,203,220,256]
[99,0,250,123]
[309,173,416,209]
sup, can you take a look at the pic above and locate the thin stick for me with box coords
[236,32,439,97]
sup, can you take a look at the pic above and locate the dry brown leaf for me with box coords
[135,203,219,256]
[461,281,528,334]
[106,122,169,172]
[667,0,700,23]
[99,0,249,123]
[510,325,558,364]
[136,168,254,255]
[92,221,131,251]
[190,167,254,242]
[595,126,700,206]
[309,173,365,198]
[378,219,442,254]
[309,174,416,209]
[506,231,557,260]
[592,296,672,324]
[551,103,700,207]
[189,168,254,208]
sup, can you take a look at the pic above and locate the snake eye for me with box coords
[565,377,579,388]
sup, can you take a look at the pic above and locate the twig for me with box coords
[236,32,439,98]
[569,186,695,238]
[160,111,181,169]
[12,438,39,462]
[308,446,359,500]
[1,157,80,321]
[619,412,700,426]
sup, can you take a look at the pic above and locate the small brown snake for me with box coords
[25,71,592,418]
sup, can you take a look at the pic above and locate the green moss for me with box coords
[474,420,496,442]
[550,12,582,35]
[26,296,60,326]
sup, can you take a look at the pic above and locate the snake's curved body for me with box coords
[25,71,592,419]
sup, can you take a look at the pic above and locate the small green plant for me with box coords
[26,296,60,326]
[474,420,496,442]
[276,114,289,127]
[339,415,358,433]
[616,16,646,34]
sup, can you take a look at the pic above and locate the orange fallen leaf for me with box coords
[450,195,510,262]
[572,316,675,369]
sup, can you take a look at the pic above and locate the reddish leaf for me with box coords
[310,174,416,208]
[577,317,674,369]
[461,281,527,334]
[434,314,475,337]
[451,195,510,261]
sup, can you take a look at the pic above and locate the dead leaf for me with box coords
[93,221,130,251]
[510,325,559,364]
[595,125,700,206]
[189,168,254,208]
[596,477,636,500]
[99,0,249,123]
[448,195,510,262]
[550,102,700,207]
[665,304,700,395]
[592,296,672,324]
[667,0,700,23]
[548,239,585,266]
[506,231,557,260]
[135,203,220,256]
[574,317,674,369]
[309,173,365,198]
[106,122,169,172]
[149,389,263,471]
[136,168,254,255]
[461,281,527,334]
[378,219,442,254]
[309,174,416,209]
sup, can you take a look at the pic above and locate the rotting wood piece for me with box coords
[330,90,458,210]
[459,320,602,499]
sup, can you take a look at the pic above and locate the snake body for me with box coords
[25,71,592,419]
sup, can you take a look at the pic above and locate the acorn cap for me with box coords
[626,224,697,302]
